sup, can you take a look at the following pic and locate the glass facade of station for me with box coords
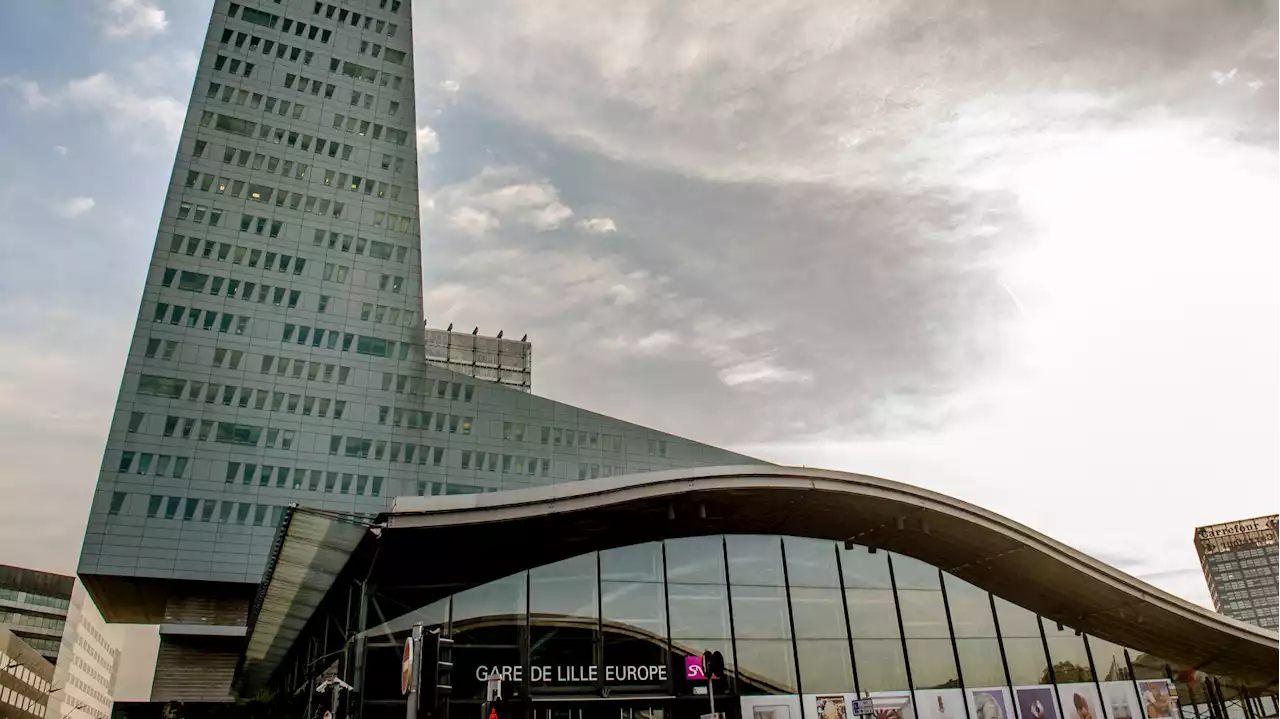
[364,535,1279,719]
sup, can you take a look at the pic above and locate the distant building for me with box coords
[0,566,73,663]
[1,624,55,719]
[0,567,120,719]
[424,327,532,393]
[48,587,121,719]
[1194,515,1279,630]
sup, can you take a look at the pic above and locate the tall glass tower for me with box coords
[78,0,759,701]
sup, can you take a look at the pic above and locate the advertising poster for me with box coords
[917,689,965,719]
[744,694,803,719]
[1137,680,1177,719]
[1100,681,1142,719]
[1015,686,1060,719]
[868,691,917,719]
[1057,683,1103,719]
[969,687,1015,719]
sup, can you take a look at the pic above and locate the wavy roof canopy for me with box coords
[385,466,1278,686]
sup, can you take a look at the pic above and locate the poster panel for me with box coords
[1136,680,1177,719]
[917,689,966,719]
[1100,681,1142,719]
[969,687,1016,719]
[1057,683,1103,719]
[744,694,804,719]
[1015,685,1061,719]
[868,691,917,719]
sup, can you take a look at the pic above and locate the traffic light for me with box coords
[702,650,725,680]
[421,630,454,711]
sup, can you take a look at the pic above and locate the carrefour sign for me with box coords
[1196,516,1278,554]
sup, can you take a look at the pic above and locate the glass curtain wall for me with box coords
[358,534,1276,718]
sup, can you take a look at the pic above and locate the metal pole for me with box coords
[709,671,716,716]
[408,623,424,719]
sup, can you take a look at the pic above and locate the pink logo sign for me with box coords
[685,656,705,680]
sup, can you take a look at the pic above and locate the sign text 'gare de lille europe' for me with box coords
[474,664,670,684]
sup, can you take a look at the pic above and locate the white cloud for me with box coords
[54,197,96,219]
[0,78,52,109]
[447,207,500,236]
[3,71,184,151]
[53,145,69,157]
[417,125,440,154]
[718,358,814,387]
[579,217,618,234]
[102,0,169,38]
[65,72,185,147]
[428,166,578,234]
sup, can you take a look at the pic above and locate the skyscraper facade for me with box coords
[1194,515,1279,630]
[77,0,759,701]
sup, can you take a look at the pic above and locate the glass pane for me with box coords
[602,580,666,637]
[601,542,663,582]
[943,574,997,638]
[846,588,900,639]
[452,571,526,645]
[530,553,597,620]
[892,553,942,590]
[728,535,785,586]
[839,545,894,588]
[796,638,855,693]
[853,638,910,692]
[784,536,841,588]
[669,583,731,638]
[733,585,793,639]
[1085,636,1133,682]
[897,589,951,638]
[666,536,726,584]
[737,639,798,694]
[1042,618,1094,682]
[906,637,959,689]
[1002,637,1050,685]
[790,587,846,639]
[955,638,1007,688]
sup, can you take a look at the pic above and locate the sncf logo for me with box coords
[685,656,705,680]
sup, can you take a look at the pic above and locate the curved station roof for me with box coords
[242,465,1279,690]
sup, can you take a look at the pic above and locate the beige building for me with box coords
[47,586,121,719]
[1,624,54,719]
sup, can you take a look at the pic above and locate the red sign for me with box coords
[401,638,415,695]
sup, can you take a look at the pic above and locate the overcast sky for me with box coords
[0,0,1275,702]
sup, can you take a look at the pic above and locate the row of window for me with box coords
[0,684,47,718]
[151,303,250,334]
[202,145,309,181]
[116,451,190,478]
[260,354,357,383]
[380,374,476,400]
[187,162,406,208]
[162,266,304,298]
[497,422,630,453]
[193,135,410,176]
[211,53,256,79]
[112,491,289,527]
[64,674,109,713]
[222,461,386,498]
[280,322,412,356]
[174,201,223,226]
[0,589,70,610]
[201,111,365,162]
[460,450,550,477]
[374,407,476,431]
[164,237,416,318]
[0,610,66,633]
[138,375,352,421]
[218,27,316,68]
[311,1,403,35]
[68,653,112,696]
